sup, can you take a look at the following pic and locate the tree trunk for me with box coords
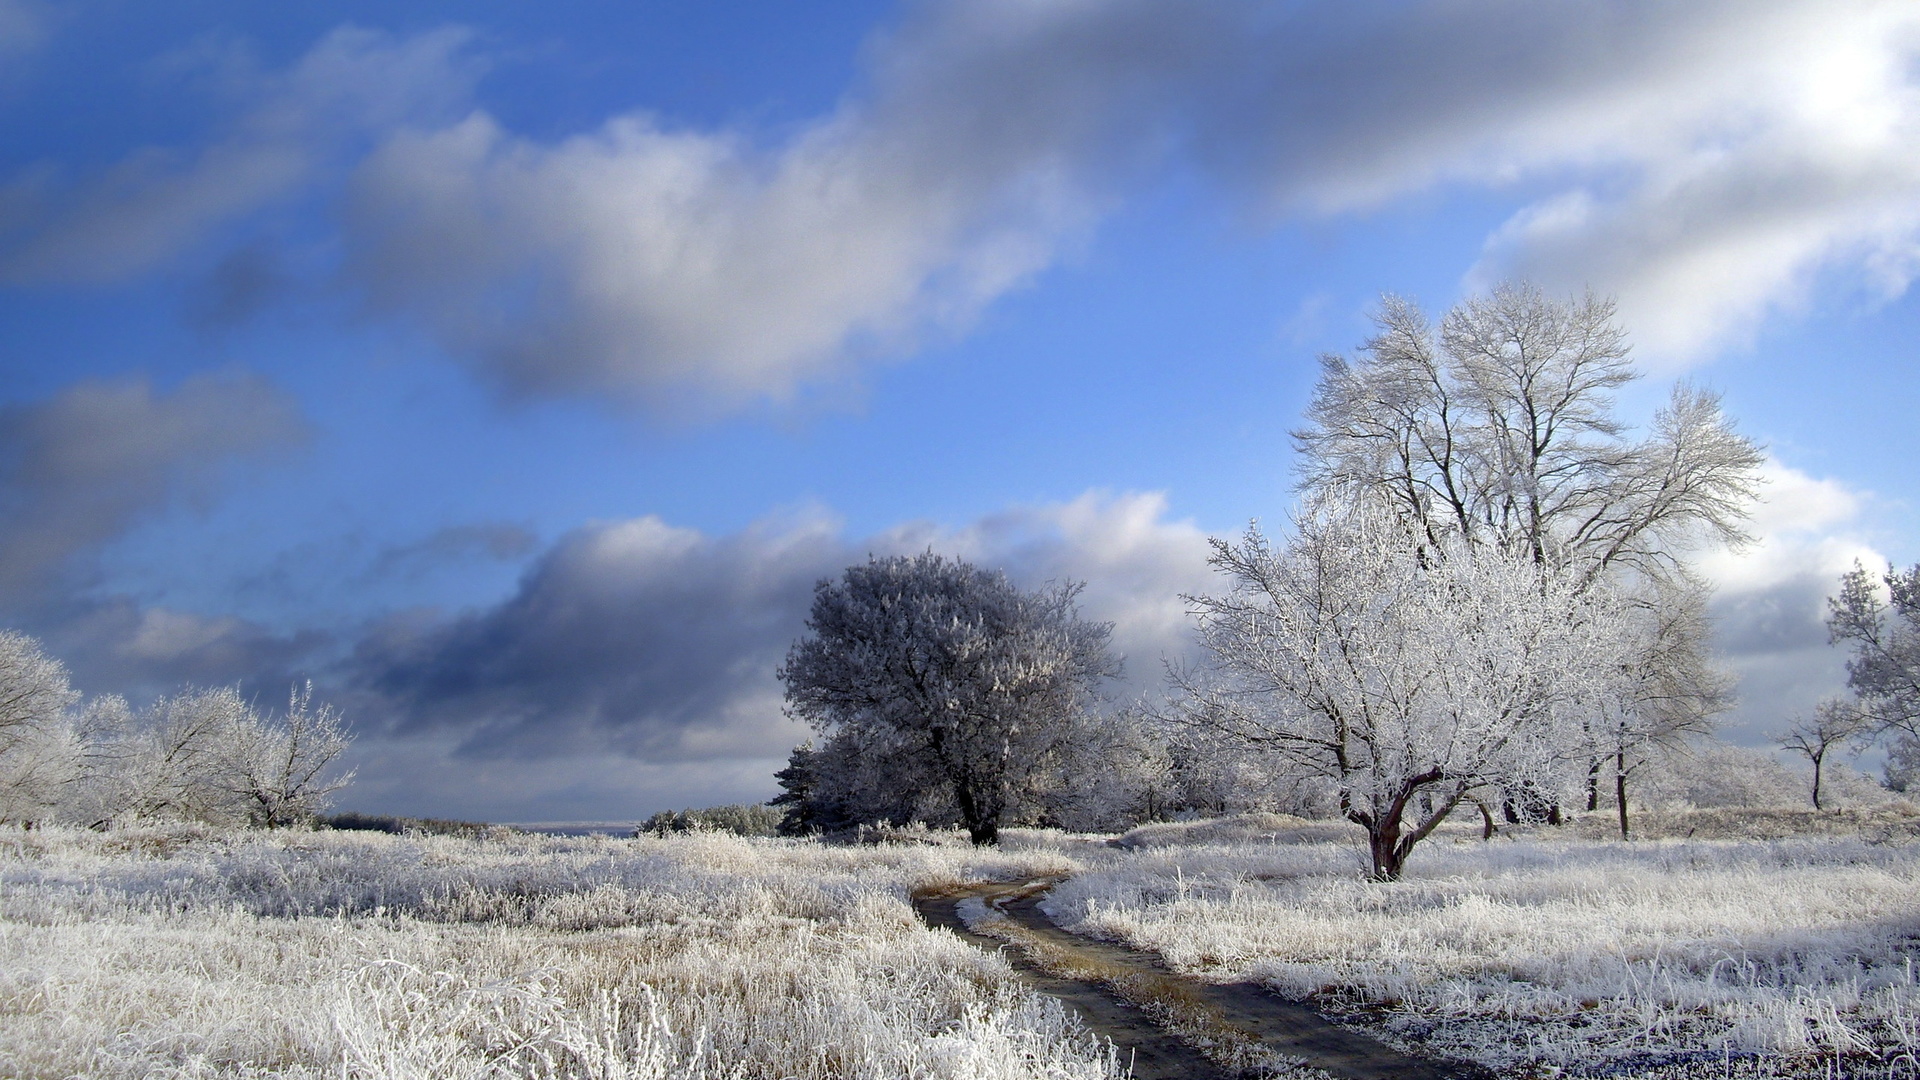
[1368,822,1405,881]
[1470,795,1496,839]
[951,775,1001,846]
[1811,747,1825,810]
[1586,758,1602,813]
[1614,750,1631,840]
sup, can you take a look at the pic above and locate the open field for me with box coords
[1055,811,1920,1077]
[4,811,1917,1078]
[0,825,1115,1080]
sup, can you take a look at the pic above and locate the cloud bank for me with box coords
[335,0,1920,394]
[345,492,1213,768]
[0,25,479,284]
[11,2,1915,405]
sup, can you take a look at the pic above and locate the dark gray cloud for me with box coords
[1696,462,1884,744]
[186,242,289,328]
[348,513,842,760]
[345,494,1212,768]
[0,374,308,604]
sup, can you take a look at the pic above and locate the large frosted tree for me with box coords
[0,631,82,823]
[779,553,1117,845]
[1292,284,1761,830]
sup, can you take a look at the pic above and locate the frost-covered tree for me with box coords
[779,553,1118,845]
[72,684,354,827]
[1886,735,1920,794]
[1591,580,1731,837]
[80,686,253,824]
[0,631,82,823]
[1295,284,1762,580]
[1294,284,1759,824]
[1828,561,1920,740]
[1778,699,1872,810]
[1173,500,1627,880]
[0,629,355,828]
[223,682,355,828]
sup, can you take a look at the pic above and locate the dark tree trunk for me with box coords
[1811,747,1826,810]
[1368,822,1405,881]
[1614,750,1631,839]
[951,775,999,846]
[1470,795,1496,839]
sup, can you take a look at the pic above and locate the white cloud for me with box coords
[1697,460,1879,598]
[341,0,1920,404]
[1461,3,1920,361]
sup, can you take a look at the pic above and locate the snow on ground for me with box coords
[1049,811,1920,1077]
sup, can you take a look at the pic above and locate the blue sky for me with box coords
[2,0,1916,821]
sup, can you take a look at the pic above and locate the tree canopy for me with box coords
[778,553,1117,844]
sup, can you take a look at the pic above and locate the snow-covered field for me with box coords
[5,811,1916,1079]
[0,825,1117,1080]
[1053,811,1920,1077]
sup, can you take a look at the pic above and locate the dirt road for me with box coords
[912,878,1473,1080]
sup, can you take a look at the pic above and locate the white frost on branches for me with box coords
[0,630,354,827]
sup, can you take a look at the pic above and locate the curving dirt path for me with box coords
[913,879,1473,1080]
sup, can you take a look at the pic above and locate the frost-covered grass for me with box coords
[1048,813,1920,1077]
[13,814,1916,1079]
[0,824,1119,1080]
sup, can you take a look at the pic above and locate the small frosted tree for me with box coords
[1590,579,1731,837]
[81,686,254,824]
[779,553,1118,845]
[1779,700,1871,810]
[73,683,353,827]
[1172,500,1625,880]
[223,682,355,828]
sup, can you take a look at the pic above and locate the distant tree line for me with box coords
[0,631,353,828]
